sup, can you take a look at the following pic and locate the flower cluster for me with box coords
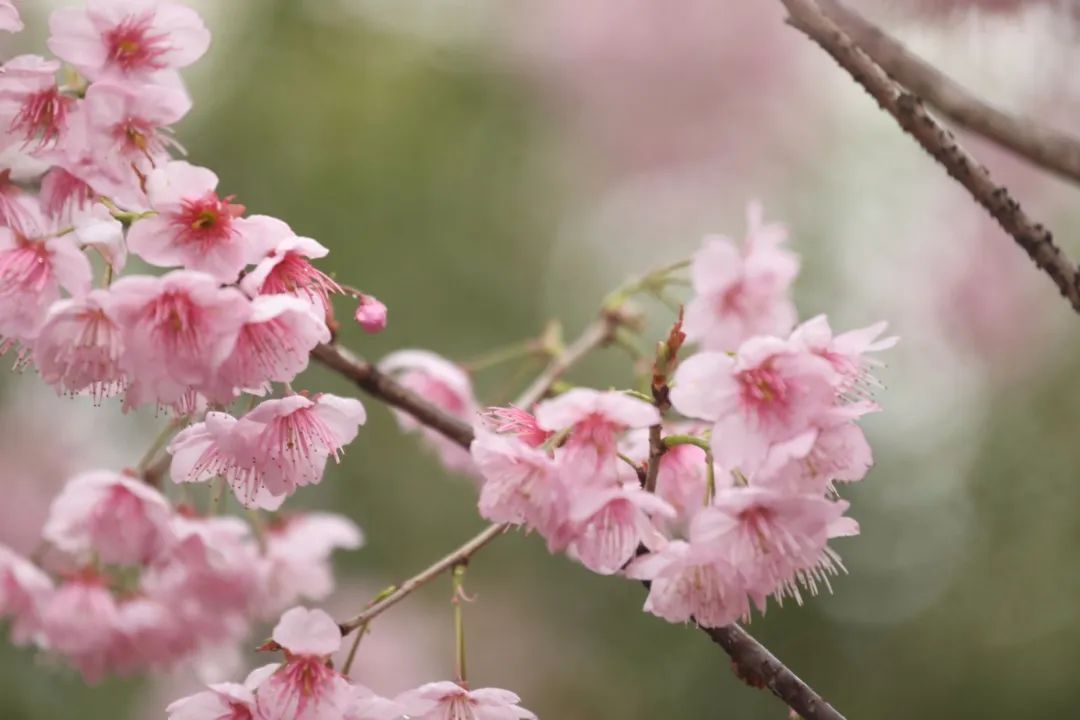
[0,0,378,681]
[167,606,536,720]
[0,469,360,681]
[471,204,895,627]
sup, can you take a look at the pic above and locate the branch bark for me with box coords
[779,0,1080,314]
[819,0,1080,186]
[314,335,847,720]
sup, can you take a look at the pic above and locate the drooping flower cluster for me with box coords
[0,470,360,681]
[0,0,377,681]
[471,204,896,628]
[166,606,536,720]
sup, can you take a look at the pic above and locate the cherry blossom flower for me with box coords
[625,540,750,628]
[38,573,122,682]
[0,1,21,33]
[33,289,127,402]
[0,544,52,645]
[566,484,674,574]
[127,162,283,283]
[344,685,407,720]
[48,0,210,83]
[39,168,96,223]
[166,664,279,720]
[235,393,367,498]
[241,233,342,314]
[670,337,836,476]
[471,428,564,531]
[379,350,479,475]
[167,411,284,510]
[353,294,387,334]
[0,55,71,151]
[68,82,190,189]
[481,406,551,447]
[0,221,92,343]
[535,388,659,487]
[204,294,331,402]
[0,171,38,233]
[790,314,897,396]
[396,681,537,720]
[42,470,174,566]
[621,424,713,526]
[683,203,799,352]
[257,607,353,720]
[107,270,250,408]
[258,513,363,617]
[690,487,850,608]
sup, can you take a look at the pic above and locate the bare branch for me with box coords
[780,0,1080,314]
[513,311,620,409]
[338,522,509,635]
[819,0,1080,185]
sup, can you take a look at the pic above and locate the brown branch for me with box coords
[338,522,509,635]
[779,0,1080,314]
[311,343,475,448]
[819,0,1080,185]
[315,332,846,719]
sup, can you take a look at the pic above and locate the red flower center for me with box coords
[104,13,171,73]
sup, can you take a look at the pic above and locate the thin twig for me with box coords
[513,313,620,409]
[779,0,1080,314]
[338,522,508,635]
[819,0,1080,186]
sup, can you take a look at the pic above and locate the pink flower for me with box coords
[168,411,284,510]
[127,162,284,283]
[38,574,121,682]
[536,388,659,487]
[471,429,564,530]
[481,406,551,447]
[235,393,367,498]
[670,338,836,476]
[257,607,353,720]
[0,55,72,151]
[39,168,96,223]
[139,515,260,659]
[345,685,407,720]
[690,487,849,608]
[754,404,877,495]
[683,203,799,352]
[353,294,387,334]
[107,270,249,408]
[0,170,38,233]
[166,664,279,720]
[241,234,342,315]
[395,681,537,720]
[0,544,53,645]
[48,0,210,83]
[625,540,749,628]
[0,1,21,33]
[33,289,127,402]
[0,222,92,343]
[566,485,674,574]
[258,513,363,617]
[42,470,174,566]
[379,350,479,475]
[205,294,331,402]
[69,82,190,190]
[790,314,897,396]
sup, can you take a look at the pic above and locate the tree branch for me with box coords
[818,0,1080,186]
[513,311,620,409]
[314,331,847,719]
[338,522,509,635]
[779,0,1080,314]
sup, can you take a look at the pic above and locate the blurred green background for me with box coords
[5,0,1080,717]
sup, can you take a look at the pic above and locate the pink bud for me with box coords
[354,294,387,334]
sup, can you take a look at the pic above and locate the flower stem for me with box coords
[452,563,468,685]
[341,620,369,677]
